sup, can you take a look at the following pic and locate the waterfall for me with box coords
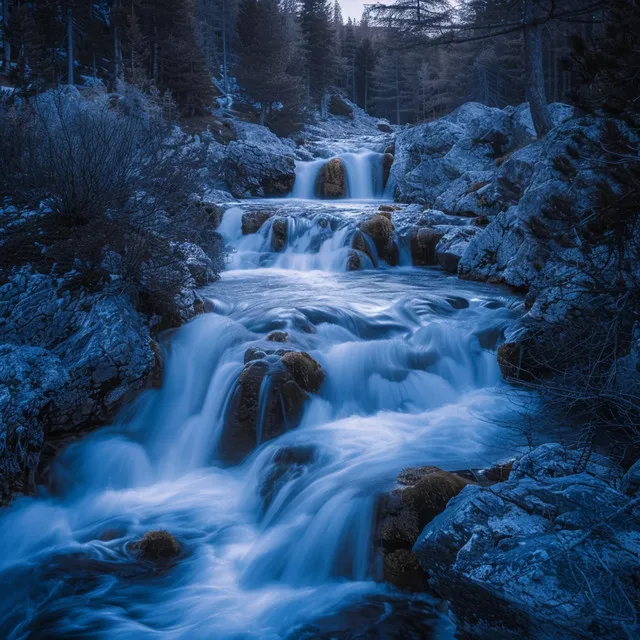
[291,151,387,200]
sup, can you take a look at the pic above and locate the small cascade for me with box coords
[291,151,388,200]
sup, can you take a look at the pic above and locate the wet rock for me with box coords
[131,530,181,561]
[360,214,398,265]
[382,153,394,188]
[315,158,346,199]
[378,204,400,213]
[383,549,425,591]
[149,339,164,389]
[242,210,273,235]
[220,350,325,463]
[347,250,362,271]
[377,122,393,133]
[384,143,395,155]
[351,229,376,266]
[280,351,325,393]
[376,467,470,590]
[266,331,288,343]
[413,444,638,640]
[409,227,444,266]
[260,445,315,511]
[271,217,288,252]
[471,214,490,227]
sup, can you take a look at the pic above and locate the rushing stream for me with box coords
[0,147,531,639]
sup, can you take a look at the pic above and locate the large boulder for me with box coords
[413,444,638,640]
[315,158,347,198]
[220,349,325,463]
[376,467,470,590]
[360,214,398,265]
[213,121,297,198]
[409,227,444,266]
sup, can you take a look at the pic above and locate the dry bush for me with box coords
[0,87,223,320]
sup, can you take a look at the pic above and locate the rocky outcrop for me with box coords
[315,158,347,199]
[391,101,573,206]
[376,467,470,590]
[413,444,639,640]
[458,115,639,324]
[435,226,480,273]
[360,214,398,265]
[220,349,325,463]
[260,445,315,511]
[210,121,297,198]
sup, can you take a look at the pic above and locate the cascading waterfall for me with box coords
[0,138,532,639]
[291,151,388,200]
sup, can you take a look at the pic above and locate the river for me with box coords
[0,145,532,639]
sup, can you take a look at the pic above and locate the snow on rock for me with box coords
[458,115,639,322]
[414,443,638,640]
[207,120,297,198]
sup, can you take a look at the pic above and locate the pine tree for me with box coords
[236,0,304,125]
[299,0,339,111]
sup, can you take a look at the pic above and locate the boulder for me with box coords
[131,530,181,561]
[377,122,393,133]
[271,217,288,252]
[413,444,638,640]
[347,250,362,271]
[242,210,274,235]
[214,121,297,198]
[409,227,444,266]
[266,331,288,343]
[435,226,480,274]
[260,445,315,511]
[220,350,325,463]
[315,158,347,199]
[360,214,398,265]
[376,467,470,590]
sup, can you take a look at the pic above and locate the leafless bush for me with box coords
[0,87,223,322]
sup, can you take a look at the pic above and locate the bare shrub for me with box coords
[0,87,223,322]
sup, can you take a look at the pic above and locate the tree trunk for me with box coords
[259,102,266,126]
[67,7,74,85]
[523,0,553,137]
[222,0,229,94]
[2,0,10,70]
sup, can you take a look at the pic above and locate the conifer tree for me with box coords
[299,0,338,112]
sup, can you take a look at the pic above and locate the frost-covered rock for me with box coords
[392,101,574,207]
[458,115,638,322]
[208,121,297,198]
[413,443,638,640]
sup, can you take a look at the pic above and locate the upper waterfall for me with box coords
[291,151,391,200]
